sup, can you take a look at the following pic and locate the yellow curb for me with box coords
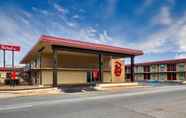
[96,82,139,88]
[182,81,186,84]
[95,83,144,91]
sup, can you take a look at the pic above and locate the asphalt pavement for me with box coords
[0,85,186,118]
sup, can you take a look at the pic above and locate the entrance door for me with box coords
[86,71,92,83]
[172,73,176,80]
[167,73,171,80]
[87,70,101,83]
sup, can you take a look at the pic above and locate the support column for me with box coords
[3,49,5,69]
[12,51,14,69]
[28,63,32,85]
[39,53,42,85]
[52,46,58,87]
[38,47,44,85]
[98,54,103,82]
[130,56,135,82]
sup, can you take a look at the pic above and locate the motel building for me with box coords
[125,58,186,81]
[20,35,143,87]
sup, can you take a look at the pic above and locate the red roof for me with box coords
[20,35,143,63]
[126,58,186,66]
[42,35,143,55]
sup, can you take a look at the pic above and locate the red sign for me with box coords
[11,71,17,80]
[0,44,20,51]
[114,61,122,77]
[93,69,99,80]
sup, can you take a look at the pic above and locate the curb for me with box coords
[95,82,142,90]
[96,82,140,88]
[0,88,62,99]
[0,86,53,91]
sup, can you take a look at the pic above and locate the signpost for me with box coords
[0,44,20,69]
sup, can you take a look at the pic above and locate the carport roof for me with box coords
[20,35,143,64]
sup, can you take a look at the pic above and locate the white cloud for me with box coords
[177,25,186,52]
[78,27,98,42]
[1,1,186,65]
[152,6,172,25]
[54,3,65,13]
[75,27,115,45]
[126,6,186,56]
[32,7,50,16]
[66,22,76,27]
[22,10,32,18]
[0,5,78,65]
[175,52,186,59]
[40,10,49,15]
[129,11,186,57]
[99,30,112,43]
[20,17,30,25]
[73,14,80,19]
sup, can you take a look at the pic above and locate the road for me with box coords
[0,85,186,118]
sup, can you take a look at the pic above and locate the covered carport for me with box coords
[20,35,143,87]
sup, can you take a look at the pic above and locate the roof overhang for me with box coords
[20,35,144,64]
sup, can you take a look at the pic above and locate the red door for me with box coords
[172,73,176,80]
[167,73,171,80]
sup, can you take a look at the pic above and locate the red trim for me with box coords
[126,58,186,66]
[0,67,22,72]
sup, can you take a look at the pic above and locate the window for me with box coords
[134,66,138,73]
[179,63,184,72]
[167,64,176,71]
[138,66,143,73]
[151,65,156,72]
[36,56,41,68]
[160,73,165,80]
[144,65,150,72]
[160,64,165,71]
[151,74,156,79]
[31,60,35,69]
[179,73,185,80]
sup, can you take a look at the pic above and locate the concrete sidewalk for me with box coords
[0,87,61,99]
[0,93,18,99]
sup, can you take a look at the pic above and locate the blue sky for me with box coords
[0,0,186,66]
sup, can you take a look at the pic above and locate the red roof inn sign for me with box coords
[0,44,20,52]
